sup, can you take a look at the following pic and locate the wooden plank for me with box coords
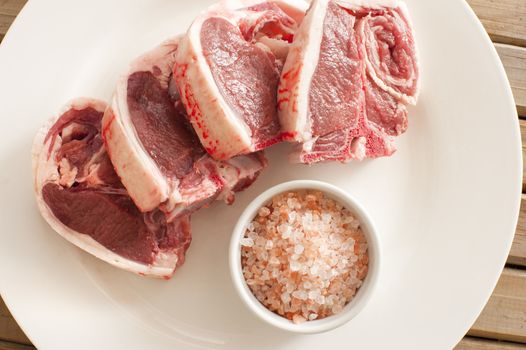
[467,0,526,47]
[496,44,526,116]
[0,0,26,17]
[0,0,26,37]
[0,299,30,345]
[0,13,14,38]
[0,340,34,350]
[468,268,526,342]
[456,337,526,350]
[510,195,526,266]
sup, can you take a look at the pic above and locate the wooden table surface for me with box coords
[1,0,525,349]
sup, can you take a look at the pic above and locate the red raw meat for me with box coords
[33,99,191,278]
[174,0,308,160]
[278,0,419,163]
[102,37,267,221]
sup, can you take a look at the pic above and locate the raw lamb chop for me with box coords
[102,37,267,220]
[174,0,308,160]
[33,98,191,278]
[278,0,419,163]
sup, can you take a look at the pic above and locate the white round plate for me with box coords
[0,0,521,349]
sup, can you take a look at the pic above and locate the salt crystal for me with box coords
[259,206,271,217]
[308,290,320,300]
[342,215,353,224]
[308,313,318,321]
[281,292,291,303]
[359,243,367,254]
[292,290,307,300]
[290,261,301,271]
[298,231,307,241]
[255,236,266,247]
[294,244,304,255]
[240,237,254,247]
[319,269,330,280]
[332,304,343,314]
[322,213,331,224]
[337,258,348,269]
[292,315,306,324]
[341,242,352,251]
[279,224,292,239]
[351,222,360,230]
[265,240,273,250]
[269,257,280,265]
[306,194,316,201]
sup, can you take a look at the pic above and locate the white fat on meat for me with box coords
[103,36,267,219]
[33,98,190,278]
[174,0,309,160]
[103,39,181,213]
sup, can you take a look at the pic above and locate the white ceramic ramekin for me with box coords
[229,180,381,333]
